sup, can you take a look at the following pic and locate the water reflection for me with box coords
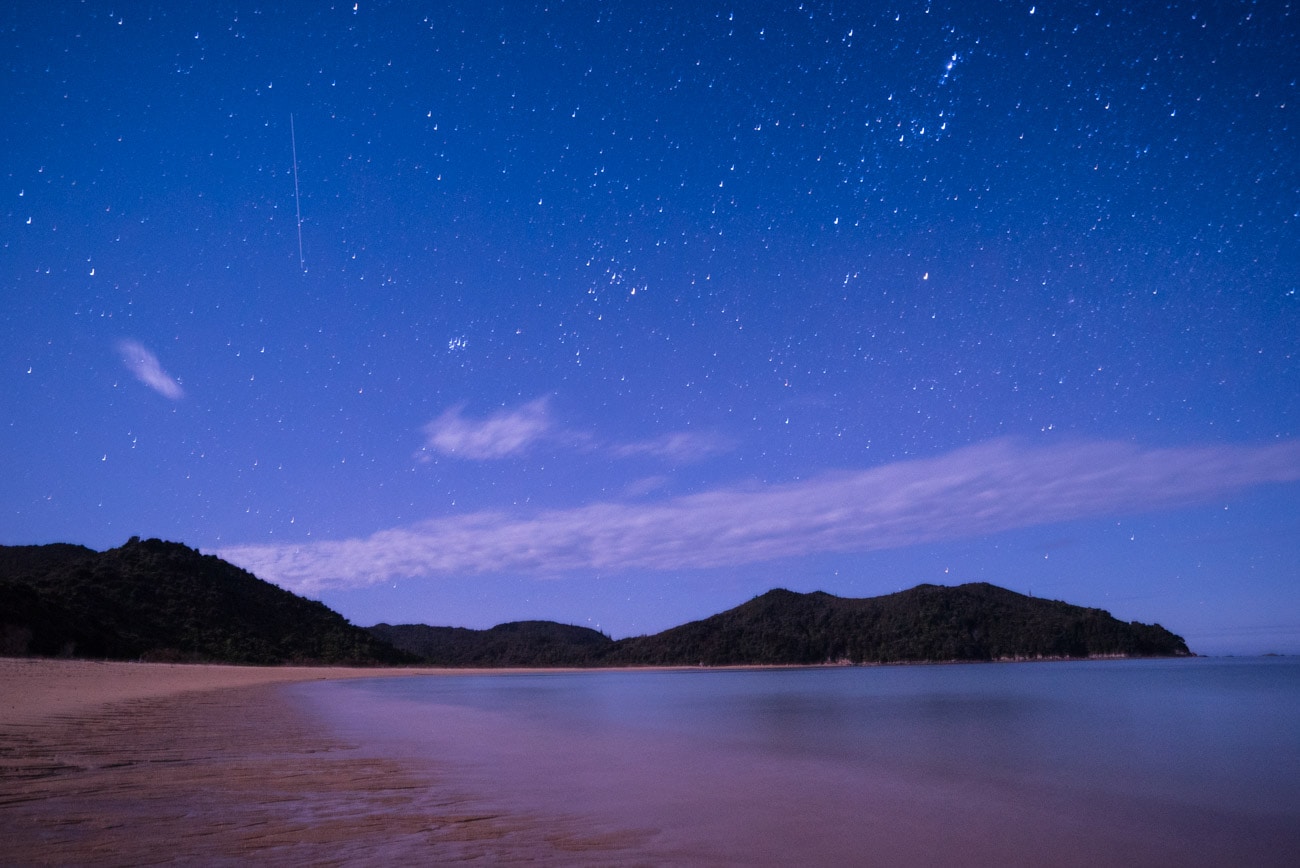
[297,659,1300,866]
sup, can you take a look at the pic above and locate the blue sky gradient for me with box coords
[3,1,1297,652]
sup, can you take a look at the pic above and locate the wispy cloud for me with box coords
[418,398,553,460]
[221,438,1300,595]
[612,431,733,463]
[116,339,184,400]
[416,398,727,464]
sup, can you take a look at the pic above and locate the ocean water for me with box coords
[293,658,1300,865]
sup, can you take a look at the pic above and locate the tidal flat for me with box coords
[3,658,1298,865]
[0,659,639,864]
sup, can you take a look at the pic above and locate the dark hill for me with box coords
[370,620,613,667]
[605,583,1191,665]
[367,583,1190,666]
[0,537,1190,667]
[0,538,412,665]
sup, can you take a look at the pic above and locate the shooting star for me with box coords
[291,114,306,273]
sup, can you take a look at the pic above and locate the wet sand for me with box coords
[0,659,649,865]
[12,659,1295,866]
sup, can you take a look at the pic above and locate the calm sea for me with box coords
[292,658,1300,866]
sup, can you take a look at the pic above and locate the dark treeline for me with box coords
[368,620,614,667]
[1,540,1191,667]
[373,584,1191,666]
[0,539,412,664]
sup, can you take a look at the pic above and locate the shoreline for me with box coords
[0,657,778,729]
[0,657,651,864]
[0,656,599,728]
[1,654,1208,728]
[0,657,886,863]
[3,657,1294,865]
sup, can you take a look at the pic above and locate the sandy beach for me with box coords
[6,658,1296,866]
[0,658,647,865]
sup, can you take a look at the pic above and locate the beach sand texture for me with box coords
[0,659,649,865]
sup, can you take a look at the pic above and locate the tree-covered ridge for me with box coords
[605,583,1191,666]
[371,583,1191,666]
[1,538,1191,666]
[0,538,412,665]
[369,620,613,667]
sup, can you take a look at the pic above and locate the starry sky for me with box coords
[4,1,1298,653]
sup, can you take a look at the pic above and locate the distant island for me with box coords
[372,583,1192,665]
[2,538,1191,666]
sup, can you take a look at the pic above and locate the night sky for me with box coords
[4,1,1297,653]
